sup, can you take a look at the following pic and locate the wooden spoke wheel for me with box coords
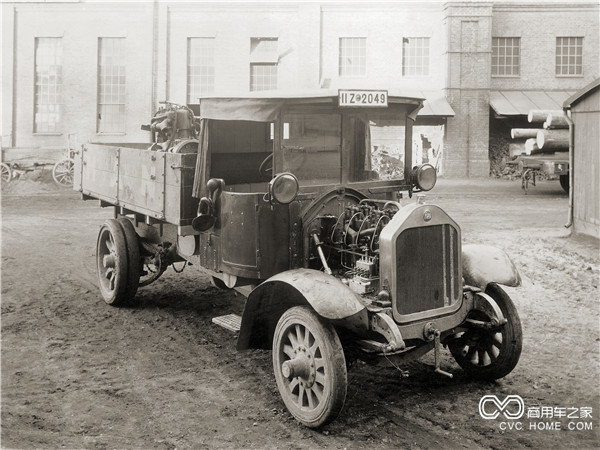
[96,219,130,306]
[448,283,522,380]
[52,157,74,187]
[273,306,347,428]
[1,163,12,184]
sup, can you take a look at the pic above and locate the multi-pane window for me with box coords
[250,38,278,91]
[556,37,583,76]
[339,38,366,77]
[250,64,278,91]
[98,38,126,133]
[492,37,520,76]
[402,37,430,77]
[34,38,63,133]
[188,38,215,102]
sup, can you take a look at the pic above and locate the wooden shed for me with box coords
[564,79,600,239]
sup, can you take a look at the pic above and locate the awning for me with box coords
[419,92,455,117]
[490,90,576,116]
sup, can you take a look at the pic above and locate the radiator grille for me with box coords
[395,224,460,316]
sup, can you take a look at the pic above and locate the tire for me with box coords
[272,306,347,428]
[1,163,12,184]
[448,283,522,380]
[52,158,74,187]
[117,218,141,301]
[559,174,569,193]
[96,219,129,306]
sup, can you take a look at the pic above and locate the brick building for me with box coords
[1,1,598,177]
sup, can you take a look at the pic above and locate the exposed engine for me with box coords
[141,101,200,153]
[308,199,401,304]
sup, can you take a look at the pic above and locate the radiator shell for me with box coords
[379,203,462,324]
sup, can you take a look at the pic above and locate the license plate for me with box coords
[338,90,388,107]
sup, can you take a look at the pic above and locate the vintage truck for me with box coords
[75,91,522,427]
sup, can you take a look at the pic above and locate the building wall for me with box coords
[444,2,493,177]
[1,0,598,178]
[3,2,154,151]
[572,88,600,238]
[491,3,599,91]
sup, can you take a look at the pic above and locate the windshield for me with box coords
[367,112,406,181]
[277,109,408,186]
[281,112,341,185]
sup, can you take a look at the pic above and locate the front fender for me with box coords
[237,269,368,350]
[462,244,521,290]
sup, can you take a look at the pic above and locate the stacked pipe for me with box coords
[510,109,569,156]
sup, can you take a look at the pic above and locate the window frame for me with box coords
[402,37,430,77]
[491,37,521,78]
[250,37,278,92]
[187,37,216,103]
[339,37,367,78]
[555,36,583,77]
[33,37,63,134]
[97,37,127,134]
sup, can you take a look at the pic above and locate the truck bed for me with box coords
[74,143,199,227]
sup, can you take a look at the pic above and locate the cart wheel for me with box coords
[273,306,347,428]
[52,157,74,186]
[447,283,522,380]
[1,163,12,184]
[559,174,569,193]
[96,219,129,306]
[117,218,141,301]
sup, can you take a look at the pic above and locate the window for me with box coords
[250,64,278,91]
[97,38,125,133]
[250,38,278,91]
[556,37,583,76]
[492,37,520,76]
[281,112,341,185]
[339,37,366,77]
[402,37,430,77]
[34,38,63,133]
[188,38,215,102]
[98,38,126,133]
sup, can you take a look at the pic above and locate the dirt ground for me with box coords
[1,177,599,449]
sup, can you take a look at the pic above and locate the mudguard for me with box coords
[462,244,521,290]
[237,268,368,350]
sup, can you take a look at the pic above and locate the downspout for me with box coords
[563,107,574,229]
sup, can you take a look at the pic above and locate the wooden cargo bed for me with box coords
[74,143,199,226]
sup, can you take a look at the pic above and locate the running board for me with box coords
[212,314,242,332]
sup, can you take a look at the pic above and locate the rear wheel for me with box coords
[559,174,569,193]
[117,218,141,301]
[448,283,522,380]
[273,306,347,428]
[96,219,129,306]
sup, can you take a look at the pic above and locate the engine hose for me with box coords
[370,215,390,252]
[345,227,376,243]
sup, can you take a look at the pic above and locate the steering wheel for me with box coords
[259,153,274,180]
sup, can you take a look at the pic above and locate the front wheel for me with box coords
[273,306,347,428]
[447,283,522,380]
